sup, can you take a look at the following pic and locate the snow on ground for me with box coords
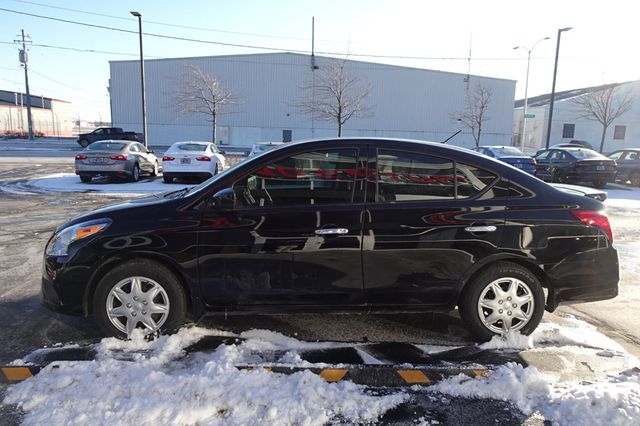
[2,173,193,196]
[605,186,640,209]
[4,318,640,425]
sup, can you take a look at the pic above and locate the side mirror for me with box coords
[212,188,236,209]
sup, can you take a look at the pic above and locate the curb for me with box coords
[1,364,487,387]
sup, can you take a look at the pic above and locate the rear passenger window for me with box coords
[374,150,498,202]
[376,150,455,202]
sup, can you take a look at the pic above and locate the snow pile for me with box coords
[432,363,640,425]
[4,173,193,196]
[4,328,406,425]
[479,332,533,350]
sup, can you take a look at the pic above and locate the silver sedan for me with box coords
[75,140,159,183]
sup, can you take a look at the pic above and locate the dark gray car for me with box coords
[75,140,159,183]
[608,148,640,186]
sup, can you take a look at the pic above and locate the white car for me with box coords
[249,141,285,156]
[162,141,226,183]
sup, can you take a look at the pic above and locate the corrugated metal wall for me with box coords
[110,53,516,148]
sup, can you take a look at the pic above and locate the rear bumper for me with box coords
[163,172,212,179]
[567,171,617,182]
[544,243,619,311]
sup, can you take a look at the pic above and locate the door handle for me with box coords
[464,225,497,233]
[314,228,349,236]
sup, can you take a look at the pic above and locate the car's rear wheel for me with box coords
[459,262,544,341]
[163,175,173,183]
[553,170,567,183]
[214,163,219,175]
[92,260,187,339]
[79,175,92,183]
[130,164,140,182]
[593,179,607,189]
[629,171,640,187]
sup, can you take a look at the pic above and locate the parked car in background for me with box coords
[534,147,617,188]
[45,138,618,341]
[162,141,226,183]
[77,127,144,148]
[75,140,159,183]
[249,141,285,157]
[607,148,640,186]
[473,146,536,174]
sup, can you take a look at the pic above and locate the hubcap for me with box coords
[477,277,534,334]
[106,276,170,337]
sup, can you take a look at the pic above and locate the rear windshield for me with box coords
[568,149,605,159]
[87,142,126,151]
[490,147,526,156]
[177,143,207,152]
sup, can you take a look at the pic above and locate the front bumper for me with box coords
[40,255,90,316]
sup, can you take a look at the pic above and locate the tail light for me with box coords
[163,156,175,161]
[571,210,613,242]
[75,154,87,160]
[196,156,211,162]
[109,154,127,161]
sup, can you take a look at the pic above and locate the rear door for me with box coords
[362,145,507,307]
[198,143,367,307]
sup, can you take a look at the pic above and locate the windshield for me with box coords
[489,147,526,156]
[87,142,126,151]
[568,149,606,159]
[175,143,207,152]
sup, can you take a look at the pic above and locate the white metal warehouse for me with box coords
[109,52,516,149]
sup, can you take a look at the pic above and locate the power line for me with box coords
[9,0,338,43]
[0,40,156,57]
[0,6,540,62]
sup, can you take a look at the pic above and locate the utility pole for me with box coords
[15,29,34,140]
[311,16,316,138]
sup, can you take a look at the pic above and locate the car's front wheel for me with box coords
[629,171,640,187]
[79,175,92,183]
[459,262,545,341]
[92,260,187,339]
[130,164,140,182]
[593,179,607,189]
[151,161,159,176]
[79,139,89,148]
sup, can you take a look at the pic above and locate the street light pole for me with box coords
[545,27,572,149]
[130,11,148,147]
[513,37,549,151]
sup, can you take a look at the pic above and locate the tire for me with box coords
[79,175,92,183]
[79,139,89,148]
[630,171,640,187]
[151,161,159,177]
[459,262,545,341]
[593,180,607,189]
[163,175,173,184]
[92,259,187,339]
[553,170,567,183]
[130,164,140,182]
[214,163,219,175]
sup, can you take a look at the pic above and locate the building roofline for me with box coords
[514,80,639,108]
[110,51,516,83]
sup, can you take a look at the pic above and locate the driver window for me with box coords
[233,148,359,207]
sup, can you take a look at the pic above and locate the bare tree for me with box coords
[570,84,634,153]
[297,58,373,137]
[451,83,492,147]
[175,65,236,144]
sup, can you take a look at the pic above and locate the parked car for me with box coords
[75,140,159,183]
[43,138,618,341]
[77,127,143,148]
[472,146,536,174]
[607,148,640,186]
[161,141,226,183]
[533,147,617,188]
[249,141,285,157]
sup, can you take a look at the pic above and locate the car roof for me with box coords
[172,141,211,145]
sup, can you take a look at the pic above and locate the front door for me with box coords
[198,145,367,307]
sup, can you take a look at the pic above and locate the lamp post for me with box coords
[545,27,572,149]
[513,37,549,151]
[130,11,147,147]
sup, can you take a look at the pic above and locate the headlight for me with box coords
[46,219,111,256]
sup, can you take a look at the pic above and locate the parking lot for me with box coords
[1,141,640,424]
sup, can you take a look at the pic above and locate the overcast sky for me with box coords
[0,0,637,121]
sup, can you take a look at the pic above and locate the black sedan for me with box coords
[41,138,619,341]
[608,148,640,186]
[534,147,617,188]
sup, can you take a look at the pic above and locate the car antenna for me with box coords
[442,130,462,144]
